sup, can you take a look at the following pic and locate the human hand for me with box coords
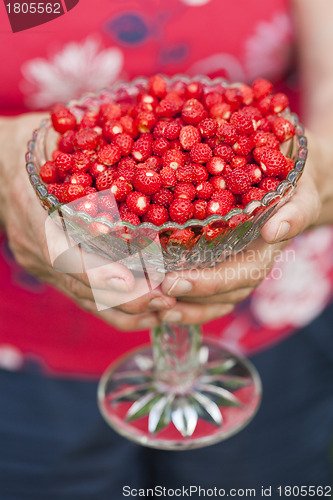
[0,114,175,331]
[158,154,322,325]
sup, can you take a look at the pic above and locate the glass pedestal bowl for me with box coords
[26,76,307,450]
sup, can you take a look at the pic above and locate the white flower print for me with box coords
[250,227,333,329]
[187,53,246,82]
[245,13,293,81]
[0,345,24,371]
[21,36,124,108]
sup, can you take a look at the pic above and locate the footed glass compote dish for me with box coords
[26,76,307,450]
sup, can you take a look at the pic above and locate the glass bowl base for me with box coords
[98,342,262,450]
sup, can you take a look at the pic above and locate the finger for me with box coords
[261,169,321,243]
[79,300,161,331]
[158,302,234,325]
[177,286,254,304]
[161,240,280,298]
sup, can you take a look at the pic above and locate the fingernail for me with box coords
[162,310,182,323]
[274,221,290,242]
[106,278,130,292]
[138,317,159,329]
[149,297,169,310]
[167,279,193,296]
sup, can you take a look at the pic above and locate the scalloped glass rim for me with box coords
[25,74,308,232]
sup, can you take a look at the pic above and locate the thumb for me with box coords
[261,170,321,243]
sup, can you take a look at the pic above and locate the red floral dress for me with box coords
[1,0,333,377]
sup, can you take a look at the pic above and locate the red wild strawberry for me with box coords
[79,111,98,129]
[196,181,214,200]
[91,212,114,234]
[185,81,203,100]
[98,195,118,213]
[162,150,185,170]
[102,121,124,141]
[279,157,295,180]
[193,200,208,220]
[153,138,170,157]
[143,156,162,172]
[145,204,169,225]
[225,168,252,194]
[256,96,272,115]
[98,144,122,166]
[174,182,196,201]
[169,199,194,224]
[160,167,177,187]
[230,111,254,135]
[224,88,242,108]
[228,213,248,228]
[40,161,58,184]
[165,91,184,113]
[95,169,116,191]
[207,196,233,217]
[110,179,132,202]
[181,98,207,125]
[121,212,141,227]
[98,102,122,126]
[132,135,153,161]
[209,176,226,191]
[214,144,235,163]
[253,147,287,176]
[230,156,247,169]
[152,188,174,207]
[207,157,227,175]
[241,187,266,206]
[232,135,253,156]
[198,118,218,138]
[193,164,209,184]
[135,111,157,133]
[239,84,254,105]
[168,229,196,247]
[203,91,223,109]
[259,177,280,191]
[89,162,107,180]
[62,184,85,203]
[169,139,182,151]
[211,190,235,204]
[113,133,134,156]
[216,123,238,145]
[251,131,280,150]
[153,121,168,138]
[115,163,136,183]
[176,164,195,183]
[244,164,262,184]
[84,187,98,197]
[126,191,150,216]
[163,121,181,140]
[55,152,73,174]
[252,78,273,100]
[133,169,161,195]
[190,143,212,164]
[209,102,232,120]
[179,125,201,150]
[69,172,92,188]
[138,93,159,108]
[270,93,289,113]
[119,115,137,137]
[51,104,77,134]
[148,75,167,99]
[74,128,99,150]
[272,117,295,142]
[155,99,178,118]
[58,130,75,153]
[76,199,98,217]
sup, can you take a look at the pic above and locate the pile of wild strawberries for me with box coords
[41,75,296,228]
